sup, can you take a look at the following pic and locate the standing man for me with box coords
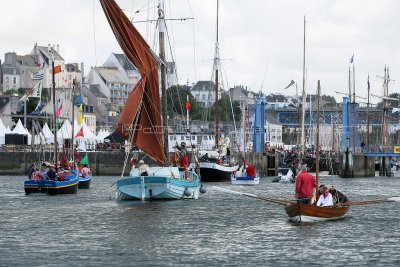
[27,163,35,179]
[177,142,188,178]
[295,165,316,204]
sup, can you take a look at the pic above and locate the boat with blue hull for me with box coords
[78,175,92,189]
[116,167,200,201]
[24,170,79,195]
[100,0,204,201]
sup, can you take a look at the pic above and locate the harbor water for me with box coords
[1,175,399,267]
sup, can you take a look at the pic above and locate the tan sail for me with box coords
[100,0,164,165]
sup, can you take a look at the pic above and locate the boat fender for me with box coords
[183,187,192,197]
[200,184,206,194]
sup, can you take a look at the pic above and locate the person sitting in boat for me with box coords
[316,186,334,207]
[245,164,256,177]
[27,163,36,179]
[137,160,150,176]
[295,165,317,204]
[81,164,92,177]
[46,167,57,181]
[328,185,349,204]
[201,153,210,162]
[31,170,44,180]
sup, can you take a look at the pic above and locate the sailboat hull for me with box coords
[231,175,260,185]
[116,176,200,200]
[116,167,201,200]
[193,162,239,182]
[285,202,349,222]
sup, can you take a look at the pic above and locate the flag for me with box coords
[75,127,84,138]
[350,54,354,64]
[79,155,90,165]
[53,65,62,74]
[31,82,42,98]
[30,99,41,116]
[284,80,295,89]
[32,67,44,80]
[185,100,191,110]
[74,95,83,106]
[19,91,32,102]
[78,104,83,125]
[55,104,63,118]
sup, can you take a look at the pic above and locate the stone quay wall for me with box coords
[0,151,279,176]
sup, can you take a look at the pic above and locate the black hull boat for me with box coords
[193,162,238,182]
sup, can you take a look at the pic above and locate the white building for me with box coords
[191,81,219,108]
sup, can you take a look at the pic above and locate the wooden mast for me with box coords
[214,0,220,149]
[158,0,169,165]
[52,56,58,169]
[316,80,321,196]
[300,16,306,158]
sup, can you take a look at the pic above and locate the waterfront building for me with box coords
[191,80,219,108]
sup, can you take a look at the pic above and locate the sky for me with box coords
[1,0,400,104]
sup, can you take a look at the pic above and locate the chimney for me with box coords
[56,44,60,53]
[48,44,51,52]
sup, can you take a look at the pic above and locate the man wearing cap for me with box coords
[176,142,188,178]
[295,165,317,204]
[27,164,36,179]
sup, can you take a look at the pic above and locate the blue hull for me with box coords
[117,175,200,201]
[78,175,92,189]
[24,170,79,195]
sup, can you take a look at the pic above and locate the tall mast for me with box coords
[316,80,321,194]
[367,74,370,151]
[382,66,389,147]
[214,0,220,149]
[71,79,75,163]
[158,0,169,165]
[52,54,58,169]
[300,16,306,157]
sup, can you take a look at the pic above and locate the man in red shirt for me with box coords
[295,165,316,204]
[245,164,256,177]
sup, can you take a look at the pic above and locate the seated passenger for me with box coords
[31,170,44,180]
[316,186,334,207]
[47,167,57,181]
[137,160,150,176]
[245,164,256,177]
[81,164,91,177]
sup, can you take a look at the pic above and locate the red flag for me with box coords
[185,100,191,110]
[53,65,62,74]
[55,104,63,118]
[75,127,84,138]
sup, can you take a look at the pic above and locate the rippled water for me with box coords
[1,174,399,267]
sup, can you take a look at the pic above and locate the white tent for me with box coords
[11,119,32,145]
[57,120,73,141]
[96,129,110,142]
[73,119,97,142]
[42,122,54,139]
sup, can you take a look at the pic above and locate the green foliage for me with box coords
[322,94,337,107]
[166,85,203,120]
[4,89,18,95]
[209,95,241,123]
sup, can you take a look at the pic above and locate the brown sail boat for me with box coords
[285,81,349,222]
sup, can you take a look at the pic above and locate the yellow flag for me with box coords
[78,105,83,124]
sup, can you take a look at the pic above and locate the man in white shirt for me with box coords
[316,186,334,207]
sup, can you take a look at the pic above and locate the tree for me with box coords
[322,94,337,107]
[166,85,203,120]
[376,93,400,108]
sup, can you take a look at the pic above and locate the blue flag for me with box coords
[30,99,41,116]
[74,95,83,106]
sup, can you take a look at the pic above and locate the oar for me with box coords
[212,186,290,206]
[342,198,396,207]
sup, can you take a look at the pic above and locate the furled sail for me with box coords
[100,0,164,165]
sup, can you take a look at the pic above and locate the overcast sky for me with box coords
[1,0,399,104]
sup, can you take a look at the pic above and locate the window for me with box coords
[13,77,17,84]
